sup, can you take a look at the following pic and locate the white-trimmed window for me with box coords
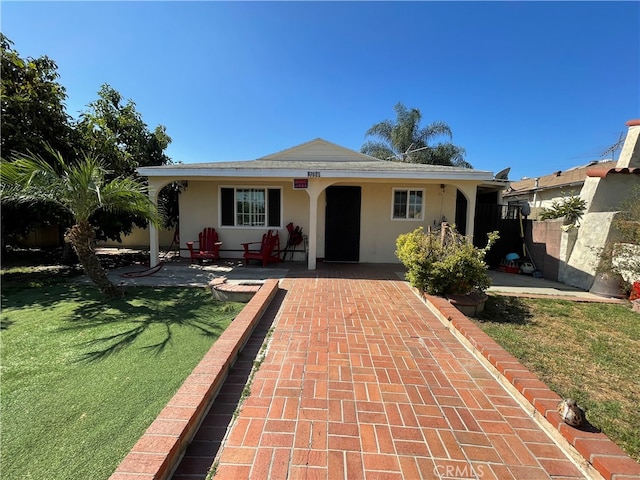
[220,187,281,227]
[392,188,424,220]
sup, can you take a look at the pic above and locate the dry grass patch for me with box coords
[473,295,640,462]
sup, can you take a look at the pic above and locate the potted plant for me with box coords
[396,224,499,316]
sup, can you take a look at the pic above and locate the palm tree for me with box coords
[361,102,471,168]
[1,148,161,297]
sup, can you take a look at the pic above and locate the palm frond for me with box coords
[99,177,163,226]
[428,143,470,167]
[365,120,394,142]
[1,148,160,224]
[361,102,469,167]
[2,150,60,187]
[418,121,452,142]
[394,103,421,127]
[361,141,395,161]
[1,151,66,206]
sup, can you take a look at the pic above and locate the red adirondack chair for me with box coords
[242,230,282,267]
[186,227,222,264]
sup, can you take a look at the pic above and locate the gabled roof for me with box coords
[503,160,617,197]
[258,138,377,162]
[139,138,495,182]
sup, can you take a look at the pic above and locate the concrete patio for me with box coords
[103,254,622,303]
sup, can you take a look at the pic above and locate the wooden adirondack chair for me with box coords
[186,227,222,264]
[242,230,282,267]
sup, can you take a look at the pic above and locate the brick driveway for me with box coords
[173,269,585,480]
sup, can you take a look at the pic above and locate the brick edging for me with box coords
[109,279,280,480]
[422,292,640,480]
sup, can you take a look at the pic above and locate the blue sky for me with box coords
[2,1,638,180]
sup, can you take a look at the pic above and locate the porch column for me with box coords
[457,184,478,244]
[306,183,322,270]
[148,183,160,268]
[466,190,476,243]
[305,178,333,270]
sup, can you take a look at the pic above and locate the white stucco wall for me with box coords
[560,211,619,290]
[533,187,581,209]
[584,175,639,213]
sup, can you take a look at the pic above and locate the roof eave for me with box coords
[503,180,586,197]
[137,166,493,181]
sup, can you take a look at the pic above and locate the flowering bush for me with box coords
[396,225,498,296]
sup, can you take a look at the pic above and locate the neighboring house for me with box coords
[561,120,640,291]
[503,160,617,218]
[521,120,640,290]
[138,138,508,269]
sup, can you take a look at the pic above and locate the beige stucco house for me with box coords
[138,139,508,269]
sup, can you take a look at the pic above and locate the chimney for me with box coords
[616,119,640,169]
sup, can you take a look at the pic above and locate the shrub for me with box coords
[396,225,498,296]
[599,185,640,290]
[539,194,587,225]
[612,184,640,245]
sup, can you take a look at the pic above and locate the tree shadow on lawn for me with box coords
[1,248,151,312]
[1,319,14,330]
[58,288,239,362]
[1,282,103,329]
[476,294,534,325]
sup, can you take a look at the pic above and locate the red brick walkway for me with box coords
[204,272,586,479]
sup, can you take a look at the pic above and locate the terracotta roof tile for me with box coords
[586,166,640,178]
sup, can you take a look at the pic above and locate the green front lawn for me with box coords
[474,296,640,462]
[1,282,242,480]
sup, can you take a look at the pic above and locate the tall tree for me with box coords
[1,38,178,250]
[75,84,179,241]
[76,85,172,176]
[0,34,75,245]
[361,103,471,168]
[0,149,161,297]
[0,34,74,158]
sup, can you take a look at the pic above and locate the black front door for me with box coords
[325,186,361,262]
